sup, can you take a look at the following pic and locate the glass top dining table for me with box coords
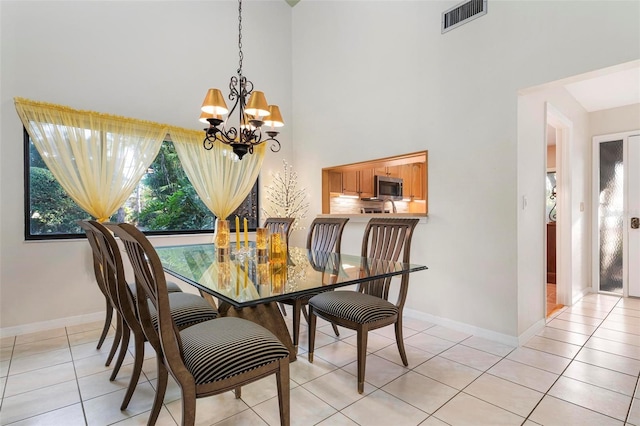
[156,242,427,308]
[156,242,427,361]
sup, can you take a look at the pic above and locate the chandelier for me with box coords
[200,0,284,160]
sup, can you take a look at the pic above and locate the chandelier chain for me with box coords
[238,0,243,76]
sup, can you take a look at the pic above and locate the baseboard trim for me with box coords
[573,287,592,305]
[517,318,547,346]
[0,311,105,338]
[404,308,521,347]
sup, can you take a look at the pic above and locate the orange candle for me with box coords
[243,217,248,247]
[235,215,240,249]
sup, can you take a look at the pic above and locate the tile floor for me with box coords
[2,292,640,425]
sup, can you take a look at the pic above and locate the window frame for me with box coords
[23,128,260,240]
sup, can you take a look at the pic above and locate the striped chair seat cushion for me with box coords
[148,292,218,330]
[180,317,290,385]
[309,291,398,324]
[128,281,182,303]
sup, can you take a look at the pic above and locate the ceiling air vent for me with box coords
[442,0,487,34]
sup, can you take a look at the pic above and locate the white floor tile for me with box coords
[548,376,631,421]
[302,368,372,410]
[66,320,106,336]
[0,360,9,378]
[7,347,72,376]
[413,356,482,390]
[523,335,582,359]
[0,336,15,349]
[77,362,149,401]
[11,336,71,359]
[547,318,597,335]
[627,398,640,426]
[315,412,359,426]
[423,325,472,343]
[601,320,640,336]
[371,324,419,341]
[7,403,86,426]
[592,327,640,347]
[342,354,408,388]
[341,389,429,426]
[83,382,157,426]
[0,380,80,425]
[439,344,502,371]
[211,408,267,426]
[488,358,559,393]
[373,339,434,367]
[433,392,524,425]
[382,371,458,414]
[165,390,251,426]
[404,333,456,354]
[585,336,640,360]
[289,354,338,385]
[111,407,178,426]
[464,373,544,417]
[460,335,515,357]
[6,292,640,426]
[575,347,640,376]
[253,385,337,426]
[312,341,358,367]
[342,331,395,352]
[507,346,571,374]
[4,362,76,398]
[14,328,67,346]
[562,360,637,396]
[536,326,590,346]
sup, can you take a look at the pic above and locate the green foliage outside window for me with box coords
[25,131,259,239]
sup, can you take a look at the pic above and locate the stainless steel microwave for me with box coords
[374,175,403,200]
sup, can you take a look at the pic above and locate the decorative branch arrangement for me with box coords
[262,160,309,234]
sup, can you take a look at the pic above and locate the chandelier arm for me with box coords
[201,0,283,160]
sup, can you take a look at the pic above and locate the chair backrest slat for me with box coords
[263,217,295,244]
[306,218,349,253]
[106,223,186,370]
[359,218,419,303]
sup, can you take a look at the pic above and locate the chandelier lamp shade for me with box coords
[201,0,283,160]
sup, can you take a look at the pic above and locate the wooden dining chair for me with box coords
[79,220,218,415]
[278,217,349,349]
[79,221,184,370]
[108,222,290,426]
[263,217,295,244]
[307,218,419,393]
[263,217,295,316]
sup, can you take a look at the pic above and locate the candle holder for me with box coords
[256,227,268,257]
[215,219,230,260]
[233,245,254,262]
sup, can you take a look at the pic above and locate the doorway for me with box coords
[545,104,572,316]
[593,132,640,296]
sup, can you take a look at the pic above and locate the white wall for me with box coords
[590,103,640,136]
[2,0,639,341]
[517,86,591,337]
[291,0,639,340]
[0,1,292,331]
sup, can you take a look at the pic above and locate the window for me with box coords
[24,129,259,240]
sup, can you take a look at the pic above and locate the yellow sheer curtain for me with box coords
[168,126,265,220]
[15,98,168,221]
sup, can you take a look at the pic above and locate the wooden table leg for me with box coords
[218,301,297,362]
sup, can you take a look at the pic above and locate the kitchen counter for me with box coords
[317,213,428,224]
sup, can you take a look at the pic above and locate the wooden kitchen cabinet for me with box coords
[400,162,425,200]
[342,168,374,198]
[374,165,401,178]
[359,168,374,198]
[328,171,343,193]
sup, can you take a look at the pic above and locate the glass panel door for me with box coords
[597,140,624,293]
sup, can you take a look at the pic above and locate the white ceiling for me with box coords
[564,66,640,112]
